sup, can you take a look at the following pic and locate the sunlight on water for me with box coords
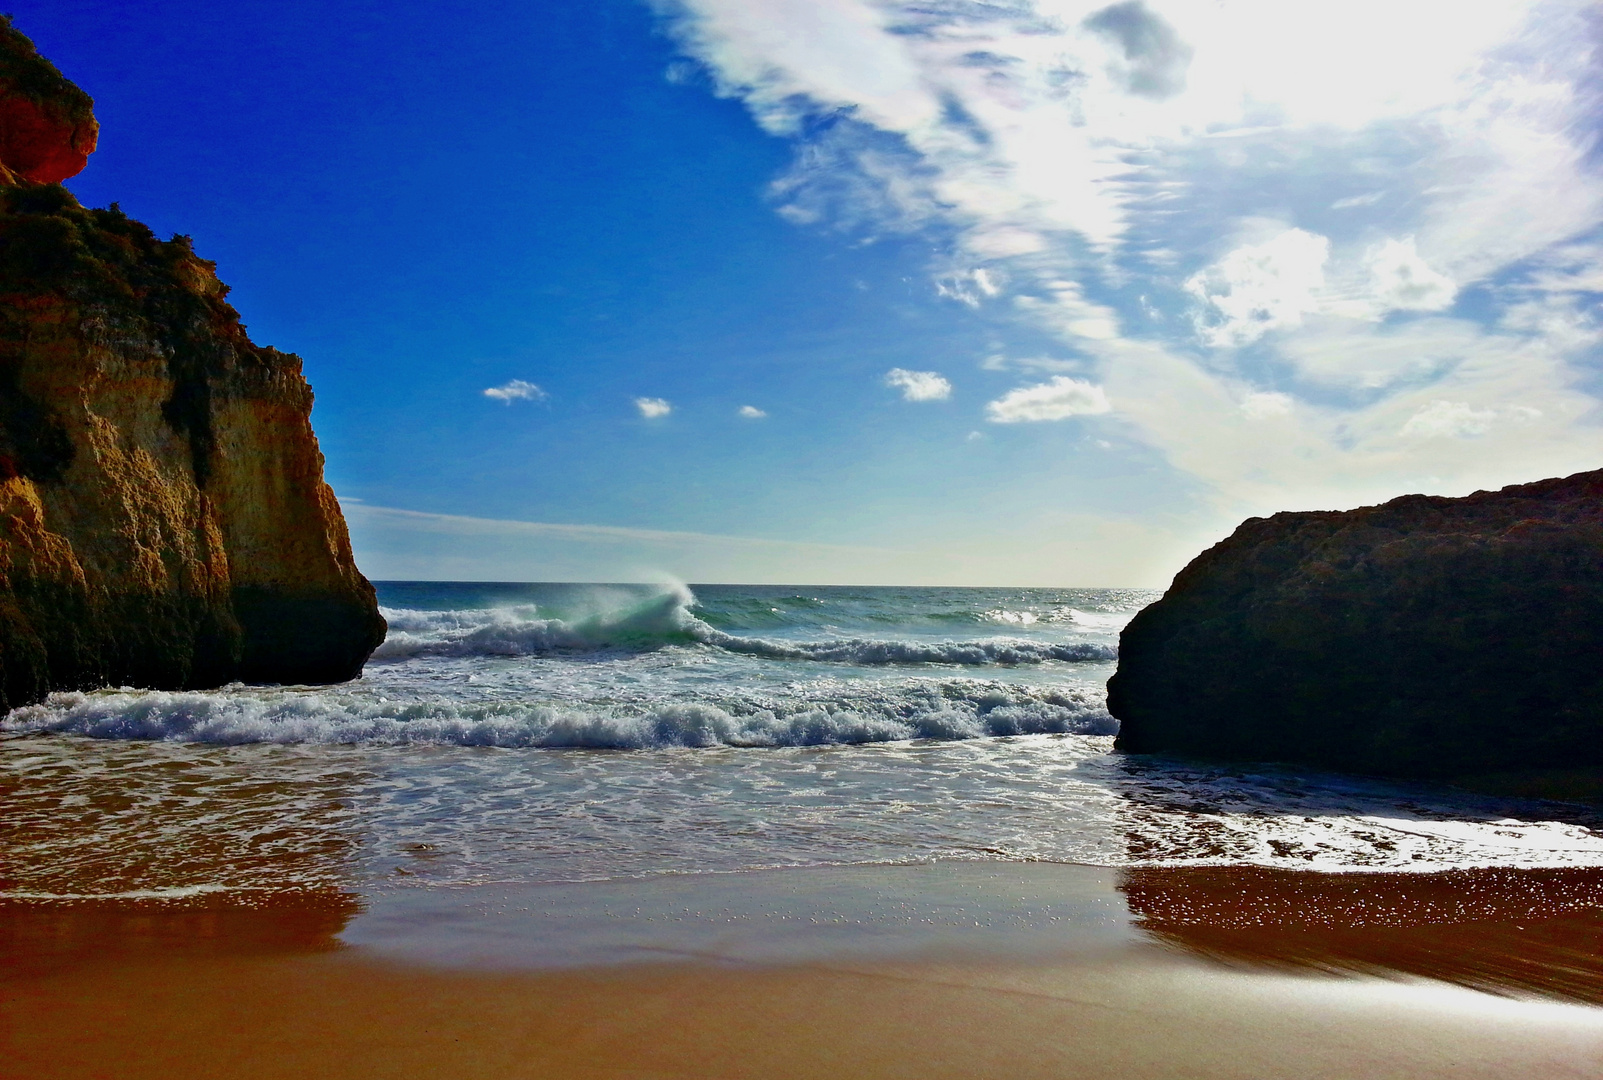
[4,585,1603,906]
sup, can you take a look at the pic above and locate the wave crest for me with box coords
[373,587,701,660]
[373,586,1116,667]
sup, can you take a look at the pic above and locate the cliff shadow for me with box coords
[1119,863,1603,1005]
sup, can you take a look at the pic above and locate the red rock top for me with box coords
[0,17,97,184]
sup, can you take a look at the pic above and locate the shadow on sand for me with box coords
[1121,864,1603,1004]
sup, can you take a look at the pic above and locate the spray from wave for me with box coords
[374,585,702,660]
[373,584,1117,666]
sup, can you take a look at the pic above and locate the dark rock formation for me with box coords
[1108,469,1603,787]
[0,18,384,713]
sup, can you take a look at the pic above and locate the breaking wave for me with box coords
[2,684,1116,748]
[373,585,1116,667]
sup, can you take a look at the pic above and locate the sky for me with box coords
[19,0,1603,585]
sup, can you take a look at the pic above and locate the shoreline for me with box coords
[6,861,1603,1078]
[8,924,1603,1080]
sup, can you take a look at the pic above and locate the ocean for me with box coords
[6,581,1603,916]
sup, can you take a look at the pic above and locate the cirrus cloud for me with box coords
[661,0,1603,518]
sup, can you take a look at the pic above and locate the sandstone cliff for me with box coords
[0,19,96,185]
[0,18,384,713]
[1108,469,1603,789]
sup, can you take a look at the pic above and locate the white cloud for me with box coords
[1240,392,1293,419]
[884,368,952,402]
[1015,281,1123,341]
[1401,400,1541,440]
[986,377,1112,423]
[935,267,1004,307]
[982,354,1083,374]
[1399,400,1496,439]
[738,404,768,418]
[634,397,673,418]
[1515,242,1603,295]
[1365,237,1457,313]
[663,0,1603,523]
[1331,192,1384,210]
[483,379,547,403]
[1185,229,1330,347]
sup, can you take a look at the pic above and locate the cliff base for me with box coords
[1109,469,1603,790]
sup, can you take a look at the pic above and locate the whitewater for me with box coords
[6,582,1603,904]
[6,582,1125,748]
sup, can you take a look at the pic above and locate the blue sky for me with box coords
[21,0,1603,585]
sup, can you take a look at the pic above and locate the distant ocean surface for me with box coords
[6,582,1603,903]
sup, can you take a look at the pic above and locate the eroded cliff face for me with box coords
[0,19,96,184]
[1108,469,1603,790]
[0,19,384,712]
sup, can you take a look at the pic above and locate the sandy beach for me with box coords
[7,1,1603,1076]
[7,864,1603,1080]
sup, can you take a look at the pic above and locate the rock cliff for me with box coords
[0,18,384,713]
[1108,469,1603,789]
[0,19,96,184]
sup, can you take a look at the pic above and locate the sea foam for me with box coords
[3,684,1116,748]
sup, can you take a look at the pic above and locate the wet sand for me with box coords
[8,945,1603,1080]
[6,866,1603,1079]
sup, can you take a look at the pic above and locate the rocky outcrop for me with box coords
[0,19,384,713]
[1109,469,1603,787]
[0,18,97,184]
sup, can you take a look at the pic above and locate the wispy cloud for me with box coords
[987,377,1112,423]
[1364,237,1458,315]
[483,379,547,403]
[737,404,768,418]
[884,368,952,401]
[661,0,1603,514]
[342,501,1196,586]
[634,396,673,418]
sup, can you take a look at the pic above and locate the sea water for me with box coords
[5,582,1603,906]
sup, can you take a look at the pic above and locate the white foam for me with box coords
[3,686,1117,748]
[700,629,1117,665]
[0,883,246,902]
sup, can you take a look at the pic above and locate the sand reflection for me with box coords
[0,890,361,979]
[0,734,371,976]
[0,734,373,899]
[1121,864,1603,1004]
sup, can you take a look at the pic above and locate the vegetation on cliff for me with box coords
[1109,469,1603,793]
[0,20,383,712]
[3,187,235,484]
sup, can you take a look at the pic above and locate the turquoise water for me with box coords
[8,582,1135,747]
[5,583,1603,904]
